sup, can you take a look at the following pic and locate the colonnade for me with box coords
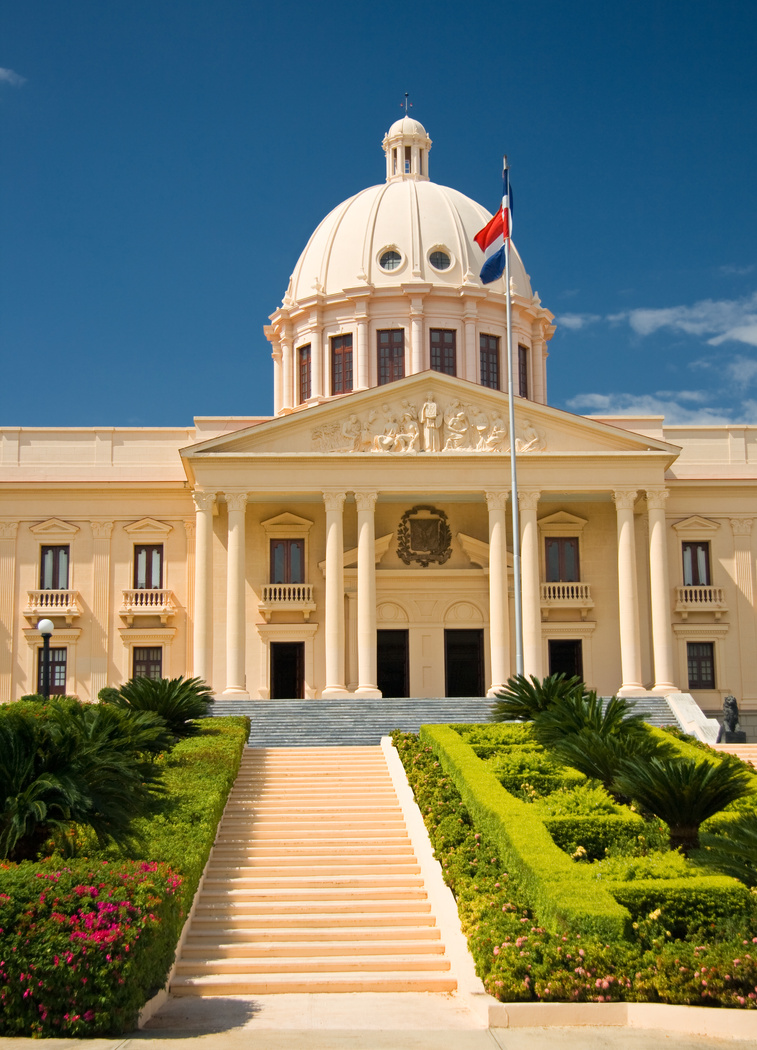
[191,485,678,699]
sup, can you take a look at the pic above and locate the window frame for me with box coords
[479,333,500,390]
[377,329,405,386]
[687,641,715,690]
[545,536,581,583]
[40,545,70,590]
[133,544,163,590]
[270,538,306,584]
[330,334,353,395]
[37,646,67,695]
[518,344,530,398]
[682,540,711,586]
[430,328,457,376]
[133,646,163,680]
[297,344,312,403]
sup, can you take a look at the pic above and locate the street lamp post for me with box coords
[37,618,55,699]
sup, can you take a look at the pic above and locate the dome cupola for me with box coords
[382,116,432,182]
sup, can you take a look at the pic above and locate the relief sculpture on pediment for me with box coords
[311,395,546,455]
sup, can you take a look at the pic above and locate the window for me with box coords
[40,545,69,589]
[331,334,353,395]
[687,642,715,690]
[270,538,305,584]
[545,537,580,582]
[429,250,451,271]
[38,647,67,695]
[377,329,405,385]
[297,344,311,403]
[134,545,163,589]
[480,334,500,390]
[133,646,163,680]
[518,344,530,398]
[430,329,456,375]
[404,145,411,173]
[379,250,402,272]
[682,541,711,586]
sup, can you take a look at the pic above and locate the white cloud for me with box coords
[565,391,735,425]
[608,291,757,347]
[719,264,755,276]
[555,312,602,331]
[724,356,757,384]
[0,67,26,87]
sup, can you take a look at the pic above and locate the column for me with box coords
[322,491,349,697]
[646,489,677,693]
[519,490,543,679]
[463,306,477,382]
[531,323,546,404]
[355,491,381,697]
[613,489,644,695]
[183,520,195,674]
[311,323,324,400]
[0,522,18,703]
[192,491,215,687]
[356,313,369,390]
[224,492,249,698]
[486,490,511,694]
[730,518,756,699]
[90,521,113,698]
[410,305,423,374]
[271,346,282,416]
[281,335,293,411]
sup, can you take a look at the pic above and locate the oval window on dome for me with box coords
[379,249,402,272]
[429,250,451,271]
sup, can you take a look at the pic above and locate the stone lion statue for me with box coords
[716,695,741,742]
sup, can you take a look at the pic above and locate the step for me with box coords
[171,972,458,995]
[198,887,428,903]
[205,863,421,877]
[180,940,443,959]
[190,907,435,925]
[182,926,441,944]
[175,953,451,976]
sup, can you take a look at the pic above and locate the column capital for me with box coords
[485,490,509,512]
[323,491,347,512]
[183,520,195,539]
[612,489,638,511]
[91,521,114,540]
[0,521,19,540]
[518,489,541,513]
[354,491,378,512]
[225,492,248,513]
[730,517,754,537]
[192,490,216,513]
[645,488,669,510]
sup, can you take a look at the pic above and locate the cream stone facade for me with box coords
[1,117,756,723]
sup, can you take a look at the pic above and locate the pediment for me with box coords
[672,515,720,534]
[30,518,80,537]
[457,532,515,570]
[181,371,680,464]
[323,534,393,571]
[261,512,313,534]
[124,517,173,537]
[538,511,588,533]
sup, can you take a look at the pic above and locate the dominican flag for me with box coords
[474,167,512,285]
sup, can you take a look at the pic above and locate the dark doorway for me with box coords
[377,630,409,697]
[548,639,584,680]
[271,642,304,699]
[445,629,484,697]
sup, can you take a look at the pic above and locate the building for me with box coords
[1,117,756,732]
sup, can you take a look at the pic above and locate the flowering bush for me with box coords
[392,730,757,1008]
[0,859,181,1036]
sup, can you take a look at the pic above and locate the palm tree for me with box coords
[102,675,214,740]
[613,754,754,854]
[490,672,585,722]
[695,812,757,886]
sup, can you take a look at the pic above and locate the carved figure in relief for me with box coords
[486,415,508,451]
[443,401,469,450]
[341,414,361,451]
[373,407,400,452]
[420,393,442,452]
[395,405,420,453]
[515,419,545,453]
[472,408,490,450]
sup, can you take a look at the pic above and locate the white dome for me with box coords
[286,179,532,302]
[385,115,430,140]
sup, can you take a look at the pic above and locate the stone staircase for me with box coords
[712,743,757,765]
[210,695,682,746]
[172,745,457,995]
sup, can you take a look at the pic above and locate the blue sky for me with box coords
[2,0,756,427]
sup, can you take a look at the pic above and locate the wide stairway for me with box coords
[172,745,457,995]
[210,695,681,746]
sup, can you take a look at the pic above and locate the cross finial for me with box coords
[400,93,413,114]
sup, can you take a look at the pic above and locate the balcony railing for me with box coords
[120,588,177,625]
[540,581,594,620]
[25,589,81,625]
[259,583,316,622]
[675,585,727,620]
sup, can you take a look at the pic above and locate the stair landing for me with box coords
[172,746,457,996]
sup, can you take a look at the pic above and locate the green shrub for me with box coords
[484,751,584,796]
[420,723,630,940]
[544,814,648,861]
[695,811,757,887]
[608,876,754,938]
[0,859,181,1037]
[490,673,585,723]
[101,676,215,740]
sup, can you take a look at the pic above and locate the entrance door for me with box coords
[445,629,484,697]
[548,639,583,680]
[377,630,409,697]
[271,642,304,699]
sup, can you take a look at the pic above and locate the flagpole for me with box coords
[503,156,524,676]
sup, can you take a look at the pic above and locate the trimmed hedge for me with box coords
[609,875,753,936]
[0,717,248,1036]
[419,723,631,940]
[544,814,647,860]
